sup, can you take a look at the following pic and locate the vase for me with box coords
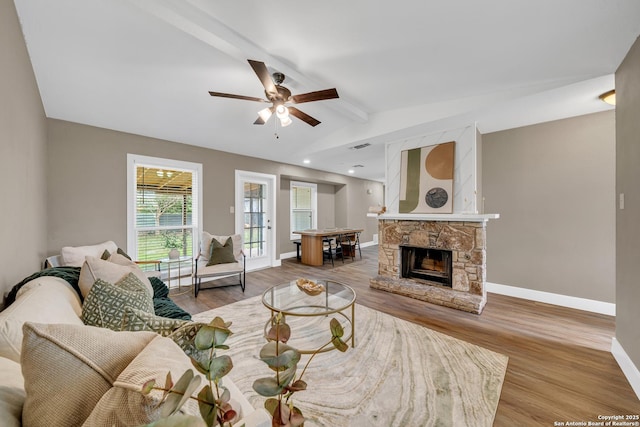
[168,248,180,259]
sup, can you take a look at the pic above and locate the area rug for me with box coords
[193,296,508,427]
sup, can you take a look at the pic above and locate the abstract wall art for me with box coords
[399,141,455,213]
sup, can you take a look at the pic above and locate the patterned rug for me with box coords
[193,296,508,427]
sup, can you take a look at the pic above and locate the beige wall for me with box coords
[482,111,616,303]
[0,0,48,299]
[46,119,383,260]
[616,36,640,370]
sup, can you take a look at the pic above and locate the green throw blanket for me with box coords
[5,267,191,320]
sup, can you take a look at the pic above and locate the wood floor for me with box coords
[172,245,640,426]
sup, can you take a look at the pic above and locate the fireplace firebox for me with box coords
[400,245,453,287]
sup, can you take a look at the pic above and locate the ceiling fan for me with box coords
[208,59,339,127]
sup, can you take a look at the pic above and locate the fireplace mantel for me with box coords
[378,213,499,222]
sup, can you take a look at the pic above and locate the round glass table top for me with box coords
[261,279,356,315]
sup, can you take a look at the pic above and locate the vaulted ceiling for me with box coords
[14,0,640,182]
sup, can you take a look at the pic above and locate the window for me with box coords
[290,181,317,240]
[127,155,202,273]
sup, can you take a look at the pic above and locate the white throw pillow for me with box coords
[60,240,118,267]
[0,277,83,362]
[200,232,241,261]
[78,256,153,299]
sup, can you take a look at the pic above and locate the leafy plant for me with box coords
[141,317,238,427]
[252,313,349,427]
[162,231,184,250]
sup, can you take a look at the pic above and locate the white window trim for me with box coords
[290,181,317,240]
[127,154,203,259]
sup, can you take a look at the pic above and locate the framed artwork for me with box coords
[399,141,455,213]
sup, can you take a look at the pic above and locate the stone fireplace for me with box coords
[370,215,494,314]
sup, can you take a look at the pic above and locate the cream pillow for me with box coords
[21,322,157,427]
[200,232,241,261]
[0,277,83,362]
[82,335,205,426]
[79,256,153,298]
[61,240,118,267]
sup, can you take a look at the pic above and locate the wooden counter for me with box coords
[293,228,363,266]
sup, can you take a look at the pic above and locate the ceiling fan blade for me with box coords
[253,116,267,125]
[291,88,339,104]
[208,91,268,103]
[289,106,321,127]
[248,60,277,96]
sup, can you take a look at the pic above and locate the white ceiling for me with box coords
[13,0,640,182]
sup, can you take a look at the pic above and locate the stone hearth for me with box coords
[370,217,489,314]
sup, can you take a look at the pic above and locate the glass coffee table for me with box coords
[261,279,356,354]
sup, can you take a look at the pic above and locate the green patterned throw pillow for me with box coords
[120,307,187,336]
[167,322,209,362]
[206,236,236,266]
[81,273,154,330]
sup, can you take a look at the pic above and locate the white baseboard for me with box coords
[280,251,297,260]
[611,337,640,400]
[486,282,616,316]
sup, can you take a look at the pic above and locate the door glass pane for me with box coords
[243,181,266,258]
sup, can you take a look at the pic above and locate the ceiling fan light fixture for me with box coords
[276,104,289,119]
[280,116,292,127]
[258,107,272,122]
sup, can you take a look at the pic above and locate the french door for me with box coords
[235,171,276,271]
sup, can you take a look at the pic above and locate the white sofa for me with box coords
[0,275,270,427]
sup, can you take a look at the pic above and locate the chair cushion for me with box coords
[207,236,237,266]
[195,259,244,278]
[79,256,153,298]
[60,240,118,267]
[81,274,155,331]
[20,322,157,427]
[0,277,83,362]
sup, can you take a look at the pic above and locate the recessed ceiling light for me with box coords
[303,159,310,164]
[348,169,355,174]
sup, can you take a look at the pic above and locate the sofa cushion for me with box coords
[207,236,236,266]
[61,240,118,267]
[120,307,187,336]
[81,274,155,331]
[20,322,157,427]
[0,276,83,362]
[0,356,25,427]
[79,256,153,298]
